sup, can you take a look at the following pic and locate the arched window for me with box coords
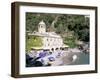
[51,48,54,51]
[47,38,48,41]
[41,25,43,28]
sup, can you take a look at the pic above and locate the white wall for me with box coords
[0,0,100,80]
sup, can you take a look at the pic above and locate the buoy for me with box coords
[72,55,77,62]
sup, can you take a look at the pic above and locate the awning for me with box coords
[62,44,69,48]
[31,47,43,50]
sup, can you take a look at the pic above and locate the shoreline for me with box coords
[26,47,89,67]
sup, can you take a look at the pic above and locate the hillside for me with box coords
[26,13,90,50]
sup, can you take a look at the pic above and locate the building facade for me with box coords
[29,20,68,51]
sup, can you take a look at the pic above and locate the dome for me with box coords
[39,20,45,25]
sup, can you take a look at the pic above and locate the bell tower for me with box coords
[38,20,46,33]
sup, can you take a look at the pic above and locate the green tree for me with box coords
[26,35,43,51]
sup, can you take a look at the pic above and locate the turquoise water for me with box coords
[71,53,89,65]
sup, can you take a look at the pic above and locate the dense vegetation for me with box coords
[26,35,43,51]
[26,13,89,49]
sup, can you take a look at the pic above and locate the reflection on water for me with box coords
[70,53,89,65]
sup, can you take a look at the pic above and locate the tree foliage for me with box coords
[26,35,43,51]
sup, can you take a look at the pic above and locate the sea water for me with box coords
[70,53,89,65]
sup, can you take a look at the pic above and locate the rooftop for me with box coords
[39,20,45,25]
[28,32,61,38]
